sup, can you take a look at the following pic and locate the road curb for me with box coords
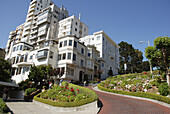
[92,85,170,108]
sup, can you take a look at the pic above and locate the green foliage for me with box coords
[158,83,169,96]
[98,84,170,104]
[18,79,30,90]
[0,58,12,82]
[0,98,8,113]
[90,81,98,84]
[28,65,53,88]
[118,41,143,74]
[162,72,166,80]
[145,36,170,71]
[25,88,37,96]
[34,82,98,107]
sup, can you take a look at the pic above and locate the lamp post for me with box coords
[140,40,153,74]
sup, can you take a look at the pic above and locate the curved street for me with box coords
[92,86,170,114]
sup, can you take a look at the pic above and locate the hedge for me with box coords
[0,98,8,113]
[34,82,98,107]
[25,88,37,96]
[98,84,170,104]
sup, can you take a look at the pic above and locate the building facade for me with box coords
[5,0,119,83]
[79,31,120,79]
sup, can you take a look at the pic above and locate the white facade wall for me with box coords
[58,15,89,38]
[80,31,120,79]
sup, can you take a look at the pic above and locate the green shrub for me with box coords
[98,84,170,104]
[34,82,98,107]
[162,73,166,80]
[25,88,37,96]
[158,83,169,96]
[0,98,8,113]
[90,81,98,84]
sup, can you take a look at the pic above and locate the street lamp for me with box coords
[140,40,153,74]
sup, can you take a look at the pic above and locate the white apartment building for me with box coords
[80,31,120,79]
[5,0,119,84]
[58,15,89,38]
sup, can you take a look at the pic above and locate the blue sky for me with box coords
[0,0,170,61]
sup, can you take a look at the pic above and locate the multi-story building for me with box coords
[58,15,89,38]
[5,0,119,83]
[80,31,120,79]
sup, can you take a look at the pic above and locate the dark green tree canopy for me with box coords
[145,36,170,71]
[0,58,12,82]
[118,41,143,74]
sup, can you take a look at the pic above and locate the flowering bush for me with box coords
[39,82,90,102]
[100,71,165,95]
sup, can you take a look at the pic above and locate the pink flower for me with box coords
[77,89,79,91]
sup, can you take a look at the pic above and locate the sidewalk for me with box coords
[6,99,98,114]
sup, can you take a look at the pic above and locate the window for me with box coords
[37,50,48,58]
[20,55,24,62]
[84,28,86,32]
[74,41,77,48]
[20,45,23,50]
[49,51,54,59]
[22,67,26,74]
[73,54,76,61]
[24,55,28,62]
[30,55,33,60]
[58,54,61,61]
[59,41,63,47]
[13,47,16,52]
[102,63,105,67]
[18,67,22,74]
[62,53,66,60]
[16,45,19,51]
[75,22,77,25]
[69,40,72,46]
[81,48,84,54]
[12,57,16,64]
[67,53,71,59]
[16,56,19,63]
[11,68,16,75]
[88,53,91,57]
[97,36,100,40]
[81,59,84,67]
[75,28,77,31]
[92,38,94,40]
[64,40,67,46]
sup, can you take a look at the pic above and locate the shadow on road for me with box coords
[97,99,103,114]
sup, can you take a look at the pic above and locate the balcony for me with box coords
[30,2,36,8]
[23,31,30,36]
[30,30,38,34]
[29,7,35,12]
[27,12,34,18]
[37,38,45,42]
[30,35,38,40]
[17,62,33,66]
[26,16,33,22]
[37,50,48,60]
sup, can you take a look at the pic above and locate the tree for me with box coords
[0,58,12,82]
[118,41,143,74]
[145,36,170,73]
[142,61,150,71]
[28,65,53,88]
[154,36,170,71]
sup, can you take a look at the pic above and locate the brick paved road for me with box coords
[93,88,170,114]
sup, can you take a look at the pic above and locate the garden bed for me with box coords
[98,71,170,104]
[34,82,98,107]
